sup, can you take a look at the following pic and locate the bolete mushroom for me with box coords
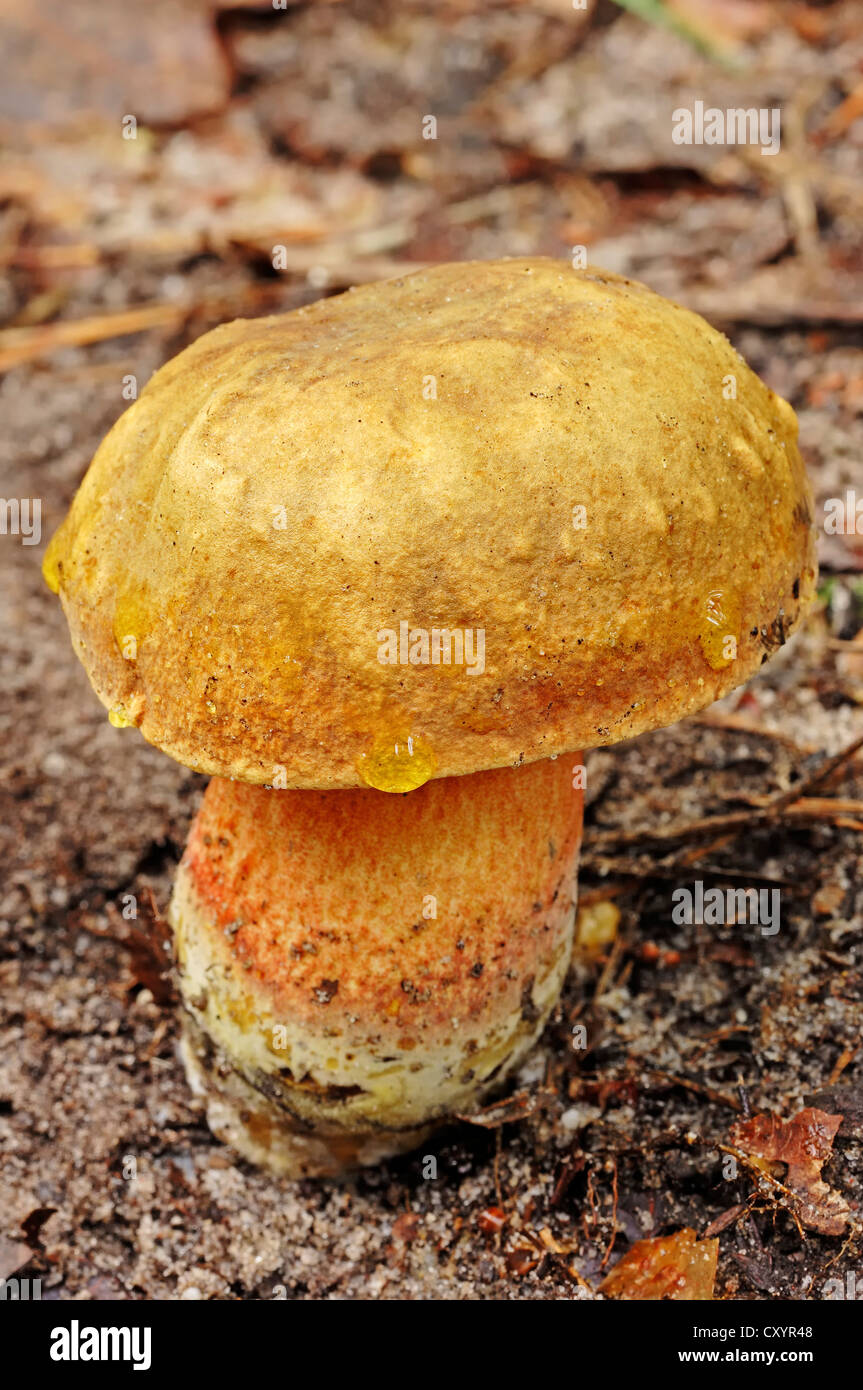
[43,258,816,1177]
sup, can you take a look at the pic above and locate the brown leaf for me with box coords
[100,890,175,1005]
[600,1229,718,1301]
[730,1107,852,1235]
[0,0,231,130]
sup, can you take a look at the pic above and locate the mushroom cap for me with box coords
[44,258,816,788]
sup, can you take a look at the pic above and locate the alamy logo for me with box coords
[0,497,41,545]
[671,880,780,936]
[377,620,485,676]
[672,101,780,156]
[822,1272,861,1300]
[0,1276,41,1299]
[50,1320,152,1371]
[824,491,863,534]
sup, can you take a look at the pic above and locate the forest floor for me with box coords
[1,0,862,1299]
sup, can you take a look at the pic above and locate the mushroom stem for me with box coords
[170,757,584,1177]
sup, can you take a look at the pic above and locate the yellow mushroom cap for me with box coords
[44,258,816,788]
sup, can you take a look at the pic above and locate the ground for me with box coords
[1,0,862,1300]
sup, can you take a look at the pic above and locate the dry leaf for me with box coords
[600,1228,718,1300]
[730,1106,852,1235]
[0,0,231,130]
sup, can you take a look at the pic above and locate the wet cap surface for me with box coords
[44,258,816,788]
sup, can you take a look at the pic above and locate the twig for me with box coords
[592,934,625,1004]
[717,1143,806,1238]
[579,854,797,889]
[692,711,816,753]
[814,83,863,144]
[0,284,289,373]
[686,294,863,329]
[827,1042,861,1087]
[648,1069,743,1113]
[703,1202,752,1238]
[586,734,863,851]
[0,302,186,373]
[598,1157,619,1272]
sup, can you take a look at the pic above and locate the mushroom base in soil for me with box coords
[170,758,584,1177]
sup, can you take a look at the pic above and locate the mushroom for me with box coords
[43,258,816,1177]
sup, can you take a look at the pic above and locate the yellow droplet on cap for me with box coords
[42,534,64,594]
[357,731,436,793]
[108,704,133,728]
[112,590,149,653]
[699,589,741,671]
